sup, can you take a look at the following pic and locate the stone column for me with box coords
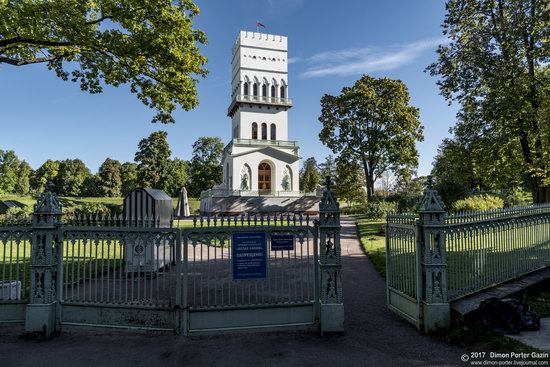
[318,176,344,333]
[25,181,62,336]
[418,176,450,332]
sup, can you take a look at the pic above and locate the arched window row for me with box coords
[251,122,276,141]
[241,80,287,99]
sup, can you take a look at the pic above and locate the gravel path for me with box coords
[0,216,466,367]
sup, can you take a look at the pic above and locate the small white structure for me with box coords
[123,188,173,273]
[201,31,313,214]
[176,187,191,218]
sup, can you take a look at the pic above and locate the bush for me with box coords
[453,194,504,211]
[341,199,398,219]
[62,202,114,217]
[364,200,398,220]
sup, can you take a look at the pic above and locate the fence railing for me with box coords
[0,177,344,336]
[386,177,550,332]
[0,225,31,302]
[446,208,550,300]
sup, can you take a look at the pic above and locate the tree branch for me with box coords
[0,37,72,48]
[0,55,60,66]
[84,15,113,26]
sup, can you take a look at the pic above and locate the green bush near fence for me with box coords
[342,199,398,220]
[453,194,504,211]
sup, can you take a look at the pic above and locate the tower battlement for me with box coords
[232,31,287,55]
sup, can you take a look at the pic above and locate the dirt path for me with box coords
[0,216,466,367]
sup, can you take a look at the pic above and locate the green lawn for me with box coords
[356,216,386,277]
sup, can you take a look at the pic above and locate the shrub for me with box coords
[341,199,398,219]
[364,200,398,220]
[453,194,504,212]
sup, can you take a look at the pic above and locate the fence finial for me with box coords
[419,176,445,213]
[324,175,333,190]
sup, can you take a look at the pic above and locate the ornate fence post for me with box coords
[418,176,450,332]
[25,181,63,336]
[318,176,344,333]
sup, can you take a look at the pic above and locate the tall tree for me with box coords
[334,158,366,207]
[318,155,337,180]
[120,162,138,196]
[187,137,223,197]
[14,161,32,195]
[97,158,122,197]
[319,75,424,199]
[135,131,171,189]
[427,0,550,202]
[54,159,91,196]
[300,157,320,192]
[32,159,60,193]
[0,0,208,123]
[165,158,189,197]
[0,150,32,195]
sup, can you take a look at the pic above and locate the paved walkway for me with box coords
[0,217,466,367]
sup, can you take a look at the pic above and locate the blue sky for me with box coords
[0,0,458,176]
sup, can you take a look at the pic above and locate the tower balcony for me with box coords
[227,94,293,116]
[223,138,300,155]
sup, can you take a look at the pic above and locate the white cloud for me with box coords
[298,37,449,78]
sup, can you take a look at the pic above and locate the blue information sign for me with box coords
[271,234,294,251]
[232,232,267,280]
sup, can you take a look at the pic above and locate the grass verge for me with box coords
[355,215,386,277]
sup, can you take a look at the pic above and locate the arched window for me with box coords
[270,85,276,98]
[262,84,267,97]
[253,83,258,96]
[280,85,286,99]
[261,123,267,140]
[270,124,276,140]
[252,122,258,140]
[243,82,249,95]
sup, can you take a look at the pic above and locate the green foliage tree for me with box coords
[32,159,60,193]
[392,174,427,212]
[165,158,189,197]
[97,158,122,197]
[188,137,223,197]
[300,157,320,192]
[0,149,33,195]
[15,161,32,195]
[80,175,101,197]
[318,155,337,180]
[54,159,91,196]
[0,0,208,123]
[135,131,171,189]
[432,138,475,205]
[334,158,366,207]
[120,162,138,197]
[319,75,424,199]
[427,0,550,202]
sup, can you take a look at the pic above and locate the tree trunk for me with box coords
[361,157,375,200]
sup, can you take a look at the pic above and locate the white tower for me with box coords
[220,31,300,196]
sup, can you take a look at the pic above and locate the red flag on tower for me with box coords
[256,21,266,32]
